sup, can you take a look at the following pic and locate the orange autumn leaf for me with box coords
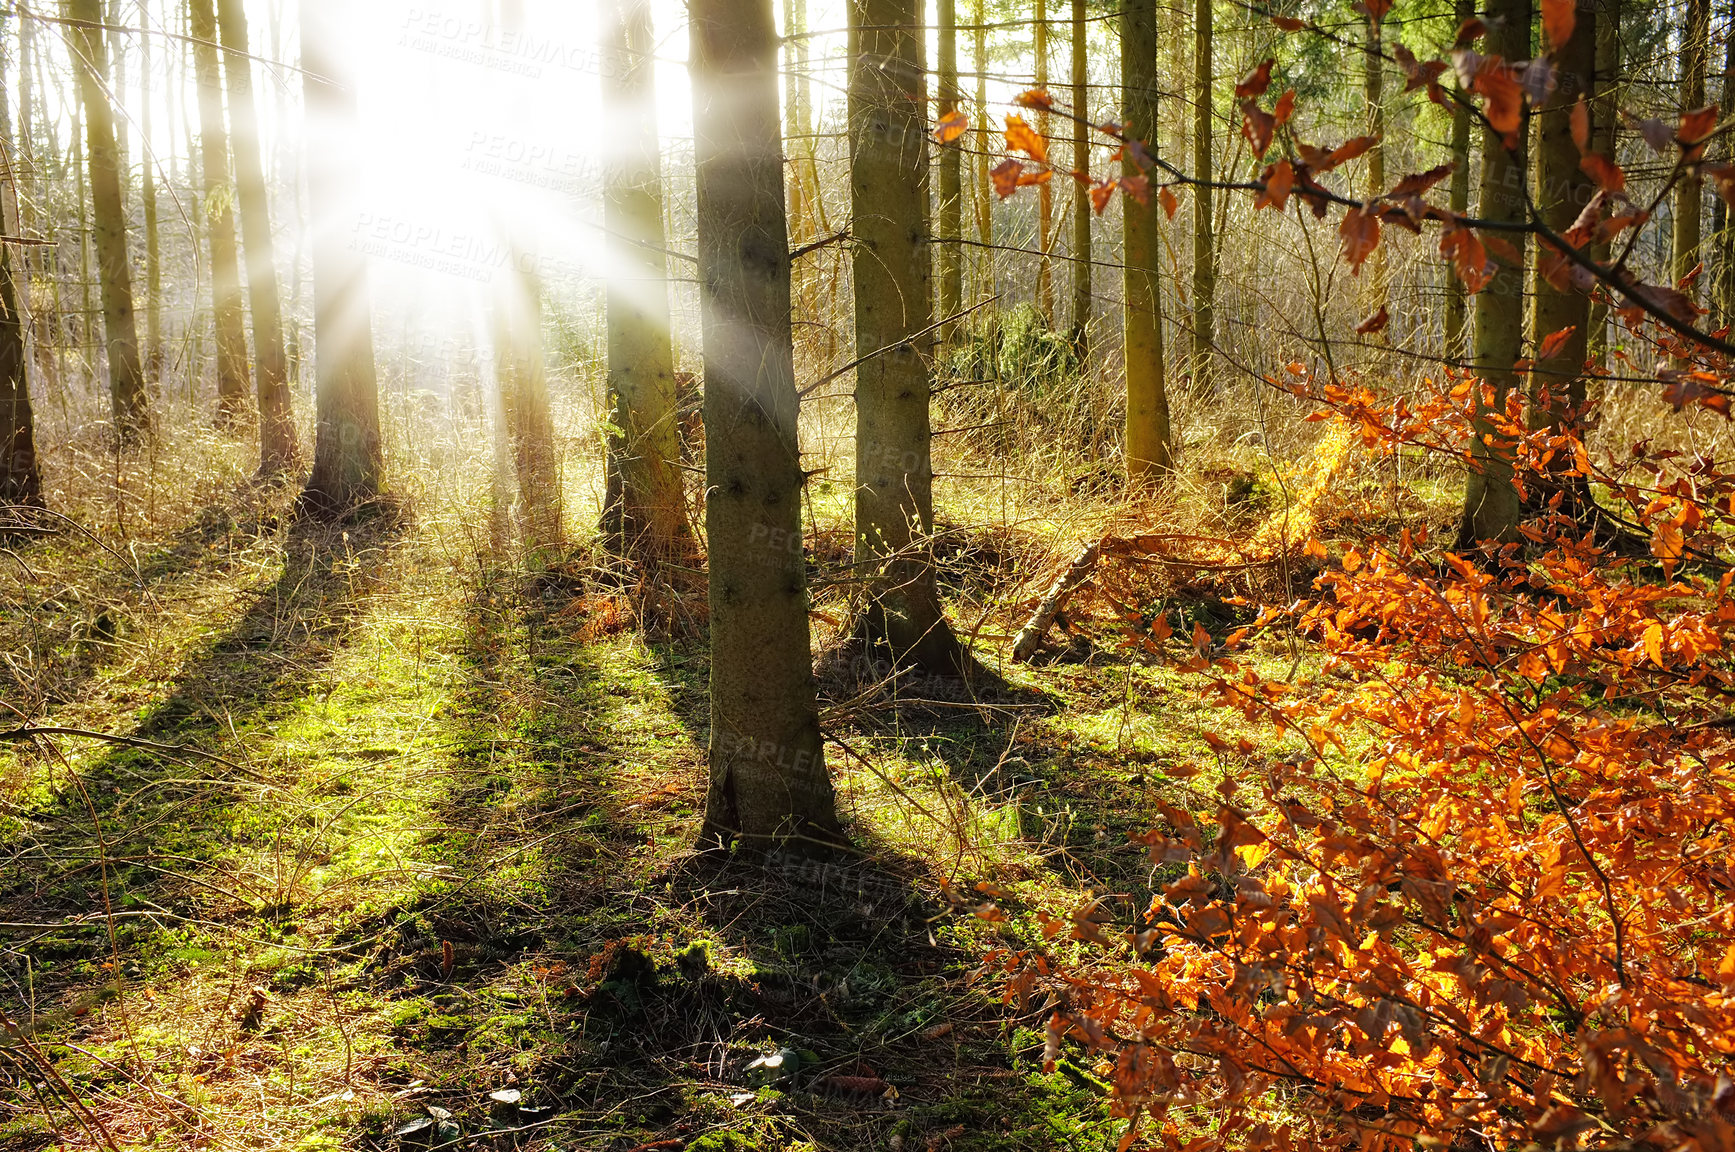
[1339,206,1381,273]
[933,110,968,145]
[1005,114,1048,163]
[1541,0,1575,49]
[1090,178,1117,214]
[990,158,1023,199]
[1472,59,1524,147]
[1256,159,1295,212]
[1273,88,1297,127]
[1158,185,1178,219]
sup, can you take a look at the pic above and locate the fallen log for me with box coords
[1010,540,1101,662]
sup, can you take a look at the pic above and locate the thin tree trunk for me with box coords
[17,10,57,395]
[1191,0,1215,392]
[1069,0,1090,356]
[783,0,813,333]
[140,0,161,382]
[600,0,696,572]
[1035,0,1054,324]
[191,0,251,425]
[68,0,147,434]
[218,0,298,474]
[1528,0,1595,430]
[849,0,962,674]
[973,0,992,303]
[1676,0,1709,290]
[692,0,839,849]
[937,0,963,346]
[0,11,42,511]
[1587,0,1621,363]
[72,66,94,388]
[1363,6,1388,317]
[1457,0,1531,548]
[1716,0,1735,326]
[298,0,383,516]
[1124,0,1171,478]
[1443,0,1472,360]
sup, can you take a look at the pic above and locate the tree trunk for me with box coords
[937,0,963,345]
[1587,0,1621,363]
[191,0,252,426]
[1191,0,1215,392]
[68,0,147,435]
[1527,0,1595,429]
[1124,0,1172,478]
[140,0,162,381]
[849,0,963,674]
[1069,0,1091,356]
[1456,0,1530,549]
[16,9,57,396]
[0,12,42,512]
[1443,0,1472,360]
[298,0,383,516]
[218,0,298,474]
[973,0,992,303]
[600,0,696,572]
[1363,6,1388,318]
[1035,0,1054,324]
[692,0,839,849]
[1717,0,1735,327]
[1676,0,1709,291]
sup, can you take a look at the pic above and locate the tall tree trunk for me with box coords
[1443,0,1472,360]
[1034,0,1054,323]
[1069,0,1091,356]
[783,0,812,329]
[1676,0,1709,291]
[937,0,963,345]
[600,0,697,571]
[68,0,147,434]
[1191,0,1215,392]
[17,9,57,395]
[973,0,992,302]
[1528,0,1595,430]
[849,0,962,673]
[692,0,839,849]
[1457,0,1530,548]
[298,0,383,516]
[218,0,298,474]
[140,0,162,381]
[191,0,252,425]
[1124,0,1172,478]
[493,0,562,557]
[1717,0,1735,326]
[72,55,95,388]
[0,11,42,511]
[1587,0,1621,363]
[1363,5,1388,318]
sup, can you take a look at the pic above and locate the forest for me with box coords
[0,0,1732,1147]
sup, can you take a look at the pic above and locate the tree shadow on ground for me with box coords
[0,509,409,1011]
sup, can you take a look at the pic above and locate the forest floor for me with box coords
[0,418,1455,1152]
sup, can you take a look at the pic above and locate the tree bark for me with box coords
[600,0,697,572]
[218,0,299,475]
[1035,0,1054,324]
[1191,0,1215,392]
[298,0,384,516]
[1443,0,1472,360]
[973,0,992,303]
[937,0,963,346]
[1527,0,1595,429]
[1676,0,1709,291]
[1124,0,1172,478]
[191,0,252,426]
[849,0,963,674]
[1456,0,1530,549]
[1068,0,1091,356]
[139,0,162,382]
[0,11,42,511]
[68,0,147,434]
[692,0,839,849]
[1587,0,1620,364]
[1363,6,1388,318]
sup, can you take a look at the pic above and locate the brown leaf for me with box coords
[1273,89,1297,127]
[1636,116,1674,153]
[1355,0,1393,20]
[1440,225,1492,292]
[1272,14,1305,30]
[1357,306,1390,334]
[1324,135,1377,171]
[1005,114,1048,163]
[1680,104,1719,146]
[1014,88,1054,111]
[1388,162,1453,196]
[1340,206,1381,273]
[934,110,968,145]
[1579,152,1625,193]
[1541,0,1575,50]
[1537,325,1577,361]
[1473,59,1524,148]
[1242,101,1276,158]
[1158,185,1178,219]
[1453,16,1486,47]
[1090,179,1117,215]
[1256,159,1294,211]
[1121,173,1151,205]
[990,158,1023,199]
[1236,59,1275,100]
